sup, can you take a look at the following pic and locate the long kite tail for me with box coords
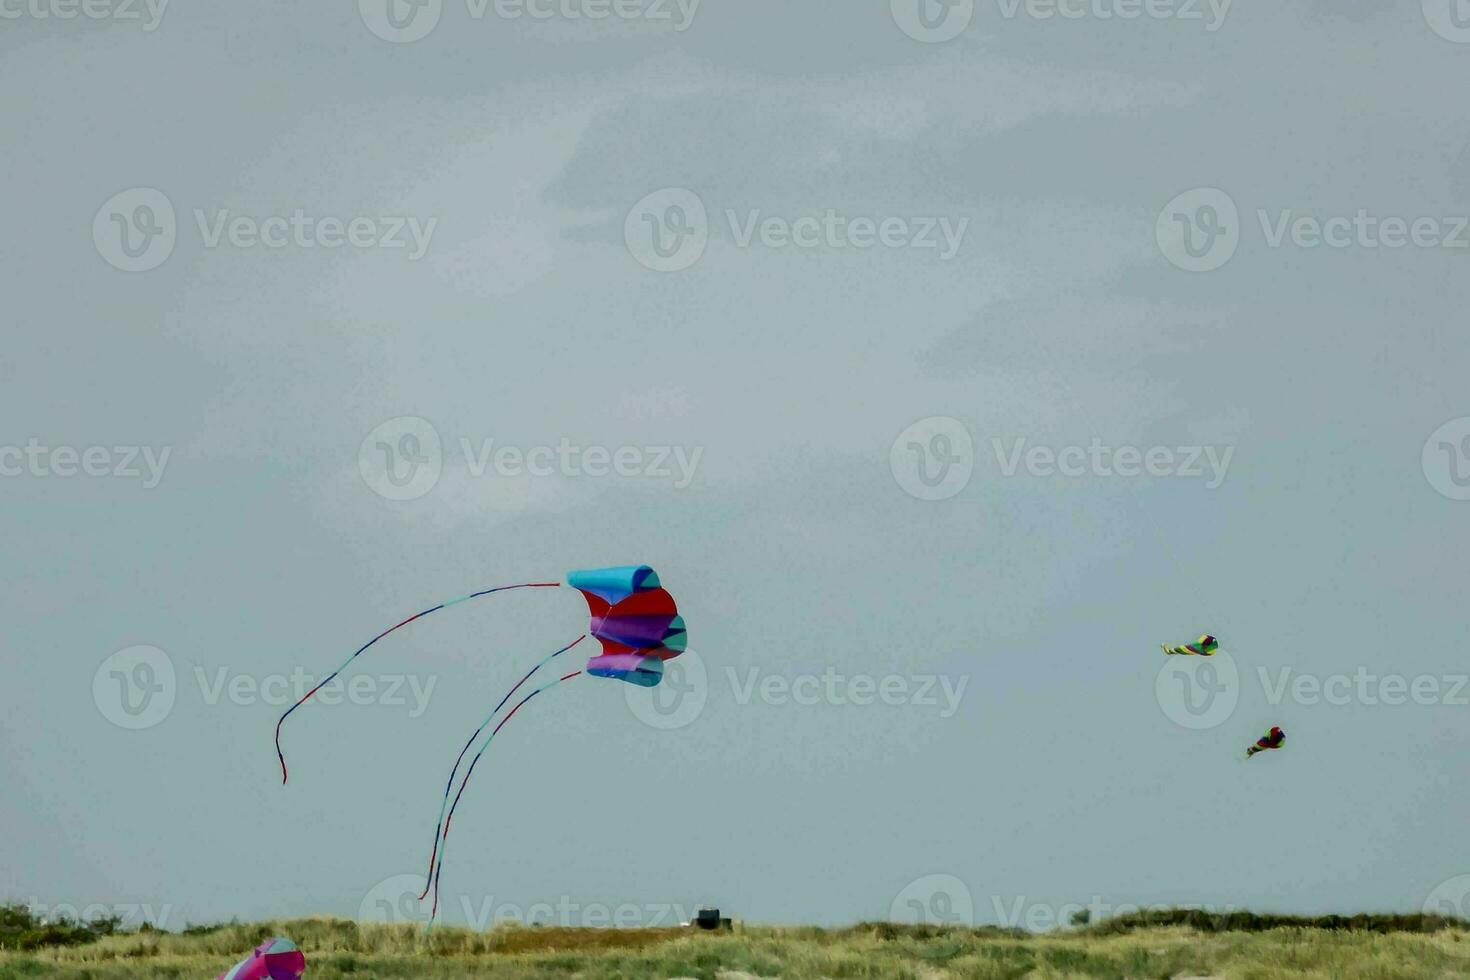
[273,581,562,784]
[428,670,583,924]
[416,635,586,900]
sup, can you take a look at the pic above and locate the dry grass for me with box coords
[3,919,1470,979]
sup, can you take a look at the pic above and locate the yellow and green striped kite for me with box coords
[1162,634,1218,656]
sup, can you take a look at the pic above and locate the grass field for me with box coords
[4,915,1470,980]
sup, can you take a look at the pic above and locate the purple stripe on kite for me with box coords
[591,614,678,647]
[586,653,664,686]
[586,653,661,673]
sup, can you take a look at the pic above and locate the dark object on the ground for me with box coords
[695,907,732,931]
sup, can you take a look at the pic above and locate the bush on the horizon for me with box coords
[1081,908,1467,936]
[4,902,1468,954]
[4,912,1470,980]
[0,903,121,951]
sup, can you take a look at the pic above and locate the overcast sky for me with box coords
[3,0,1469,932]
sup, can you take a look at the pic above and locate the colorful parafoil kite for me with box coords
[417,566,686,919]
[1247,726,1286,758]
[1162,634,1218,657]
[573,565,687,686]
[216,938,305,980]
[273,565,687,924]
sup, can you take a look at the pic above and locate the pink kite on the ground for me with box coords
[216,938,305,980]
